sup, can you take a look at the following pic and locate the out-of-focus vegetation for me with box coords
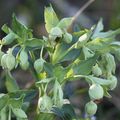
[0,0,120,120]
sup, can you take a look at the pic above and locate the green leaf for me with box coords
[25,38,45,48]
[52,42,74,64]
[9,94,25,108]
[36,113,55,120]
[12,14,33,40]
[57,18,72,29]
[1,24,10,34]
[53,65,67,83]
[61,49,80,62]
[72,55,98,75]
[53,80,63,107]
[92,18,104,37]
[0,94,9,111]
[0,107,8,120]
[5,73,19,92]
[44,62,54,77]
[86,38,113,51]
[92,28,120,39]
[8,90,37,102]
[44,6,59,33]
[12,108,27,119]
[87,76,112,85]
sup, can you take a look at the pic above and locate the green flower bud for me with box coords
[76,32,90,48]
[92,64,102,76]
[85,101,97,116]
[20,49,29,70]
[1,54,8,69]
[89,84,104,100]
[38,94,53,112]
[49,27,63,41]
[107,74,117,90]
[63,32,72,44]
[34,58,44,73]
[50,27,63,37]
[6,54,16,71]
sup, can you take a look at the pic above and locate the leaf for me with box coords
[53,80,63,107]
[52,42,73,64]
[92,28,120,39]
[61,49,80,62]
[44,6,59,33]
[92,18,104,37]
[5,73,19,92]
[12,14,33,40]
[87,76,113,85]
[86,38,113,51]
[0,94,9,111]
[53,65,67,83]
[44,62,54,77]
[57,18,72,29]
[0,107,8,120]
[9,94,25,108]
[72,55,98,75]
[36,113,55,120]
[25,38,45,48]
[8,90,37,102]
[1,24,10,34]
[12,108,27,119]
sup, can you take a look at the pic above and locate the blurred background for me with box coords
[0,0,120,120]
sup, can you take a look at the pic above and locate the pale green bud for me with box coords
[85,101,97,116]
[1,54,8,69]
[34,58,44,73]
[6,54,16,71]
[89,84,104,100]
[38,94,53,112]
[20,49,29,70]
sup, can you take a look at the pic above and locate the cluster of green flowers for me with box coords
[0,6,120,120]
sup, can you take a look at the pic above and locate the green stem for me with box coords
[40,46,44,59]
[8,107,11,120]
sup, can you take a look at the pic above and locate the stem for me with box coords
[68,0,95,32]
[8,107,11,120]
[40,46,44,59]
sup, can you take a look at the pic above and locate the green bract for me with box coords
[89,84,104,100]
[85,101,97,116]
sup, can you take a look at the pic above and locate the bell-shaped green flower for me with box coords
[85,101,97,116]
[89,84,104,100]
